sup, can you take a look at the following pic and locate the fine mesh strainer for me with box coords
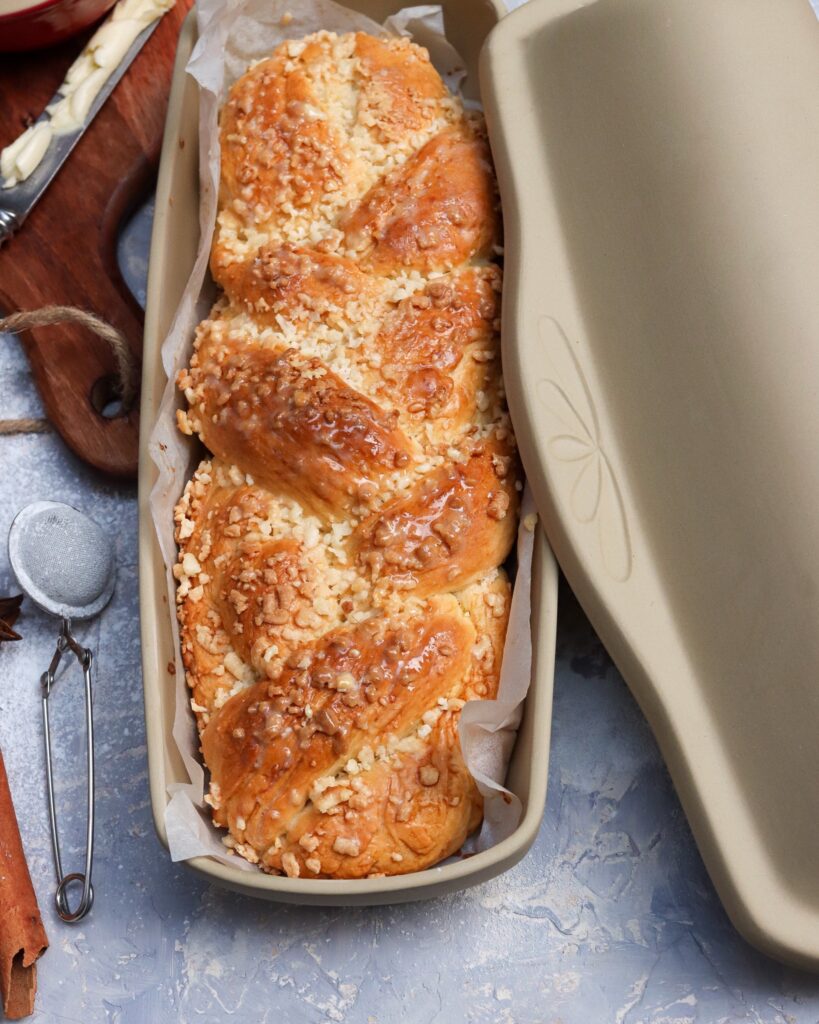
[8,501,116,923]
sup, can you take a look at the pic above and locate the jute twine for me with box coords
[0,307,136,436]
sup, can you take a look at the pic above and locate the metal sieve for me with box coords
[8,501,116,923]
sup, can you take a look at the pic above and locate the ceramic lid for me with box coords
[481,0,819,968]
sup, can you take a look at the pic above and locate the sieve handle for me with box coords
[41,619,95,923]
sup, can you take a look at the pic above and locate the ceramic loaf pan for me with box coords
[138,0,559,905]
[482,0,819,967]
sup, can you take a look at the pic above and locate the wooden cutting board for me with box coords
[0,0,193,479]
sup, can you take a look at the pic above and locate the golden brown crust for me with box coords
[353,442,518,599]
[341,125,499,274]
[213,40,355,281]
[373,265,502,430]
[174,30,519,879]
[182,340,414,515]
[353,31,448,143]
[218,244,381,329]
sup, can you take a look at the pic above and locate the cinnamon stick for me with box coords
[0,751,47,1020]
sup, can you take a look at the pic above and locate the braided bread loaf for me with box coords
[173,30,520,879]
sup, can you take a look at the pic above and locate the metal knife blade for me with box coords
[0,17,164,247]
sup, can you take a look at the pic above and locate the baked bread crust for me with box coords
[173,30,520,879]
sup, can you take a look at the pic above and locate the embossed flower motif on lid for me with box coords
[536,316,632,582]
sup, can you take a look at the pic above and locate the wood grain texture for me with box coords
[0,0,193,478]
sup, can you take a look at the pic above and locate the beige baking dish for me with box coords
[482,0,819,968]
[138,0,559,906]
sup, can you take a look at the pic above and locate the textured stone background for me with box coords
[2,16,819,1021]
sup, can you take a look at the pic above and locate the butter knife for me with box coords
[0,17,165,247]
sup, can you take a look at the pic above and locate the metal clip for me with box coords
[41,618,95,923]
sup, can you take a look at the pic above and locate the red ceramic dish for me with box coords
[0,0,116,52]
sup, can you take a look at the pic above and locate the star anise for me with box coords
[0,595,23,643]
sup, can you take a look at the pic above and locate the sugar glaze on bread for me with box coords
[173,30,520,879]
